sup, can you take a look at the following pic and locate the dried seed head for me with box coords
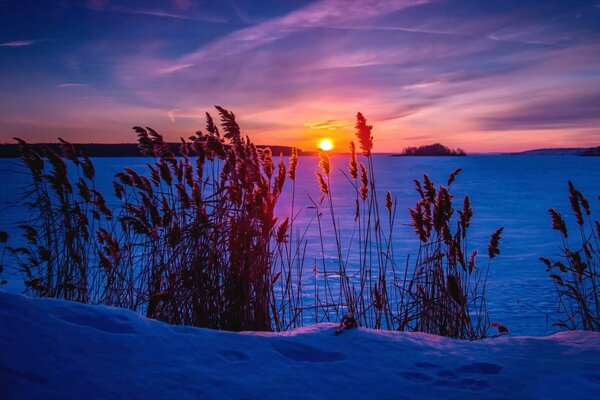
[355,112,373,157]
[385,191,392,213]
[422,174,436,203]
[410,200,428,242]
[315,172,329,195]
[81,155,95,180]
[568,181,583,225]
[414,179,424,199]
[549,208,568,238]
[273,154,286,197]
[468,250,477,274]
[459,195,473,238]
[260,147,274,178]
[348,141,358,179]
[488,227,504,259]
[359,162,368,201]
[447,168,462,186]
[179,137,189,158]
[275,217,290,244]
[58,138,79,165]
[288,147,298,180]
[442,223,452,246]
[318,150,331,175]
[215,106,241,143]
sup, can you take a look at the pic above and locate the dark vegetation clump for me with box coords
[402,143,466,156]
[9,107,286,331]
[542,182,599,331]
[398,174,503,338]
[309,113,502,338]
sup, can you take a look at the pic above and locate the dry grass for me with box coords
[10,107,288,331]
[306,113,504,338]
[397,174,504,338]
[8,108,505,339]
[542,182,599,331]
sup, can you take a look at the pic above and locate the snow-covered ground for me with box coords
[1,291,599,399]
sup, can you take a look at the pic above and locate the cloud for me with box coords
[478,92,600,131]
[154,0,430,74]
[2,0,599,151]
[108,7,227,23]
[308,119,352,129]
[85,1,227,23]
[57,83,90,88]
[167,109,179,122]
[0,40,36,47]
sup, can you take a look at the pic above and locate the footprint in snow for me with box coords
[455,362,503,375]
[400,371,434,382]
[414,362,441,370]
[57,312,136,334]
[406,360,502,392]
[221,350,250,362]
[272,342,346,363]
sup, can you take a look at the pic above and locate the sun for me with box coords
[318,138,334,151]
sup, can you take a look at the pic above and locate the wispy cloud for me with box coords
[154,0,430,74]
[478,91,600,131]
[0,40,37,47]
[85,1,227,23]
[108,7,227,23]
[308,119,352,130]
[167,109,179,122]
[57,83,91,88]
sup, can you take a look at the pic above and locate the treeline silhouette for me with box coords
[401,143,466,156]
[0,143,297,158]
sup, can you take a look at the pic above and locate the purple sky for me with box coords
[1,0,599,152]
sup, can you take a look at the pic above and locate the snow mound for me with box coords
[1,291,599,399]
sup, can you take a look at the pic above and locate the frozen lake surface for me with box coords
[1,155,599,335]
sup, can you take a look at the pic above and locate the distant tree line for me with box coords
[0,143,297,158]
[402,143,466,156]
[581,146,600,156]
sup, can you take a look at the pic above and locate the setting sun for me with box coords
[318,138,334,151]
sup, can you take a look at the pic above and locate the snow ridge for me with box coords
[1,291,599,399]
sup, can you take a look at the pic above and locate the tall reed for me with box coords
[8,107,505,339]
[9,138,109,303]
[10,107,289,331]
[398,172,504,338]
[311,113,503,338]
[541,182,599,331]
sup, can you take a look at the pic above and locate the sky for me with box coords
[0,0,599,153]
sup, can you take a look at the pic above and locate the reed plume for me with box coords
[488,227,504,259]
[318,150,331,176]
[359,163,368,201]
[288,147,298,180]
[549,208,568,238]
[355,112,373,156]
[316,172,329,195]
[385,191,392,213]
[348,141,358,179]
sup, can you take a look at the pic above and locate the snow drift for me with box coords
[1,291,599,399]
